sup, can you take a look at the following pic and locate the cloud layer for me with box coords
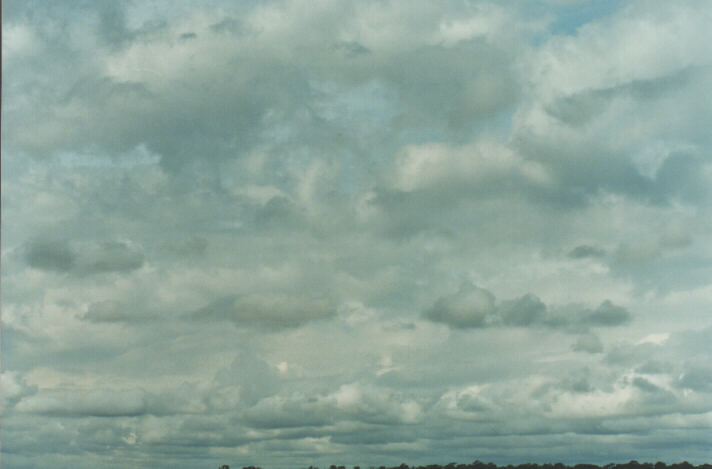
[2,1,712,468]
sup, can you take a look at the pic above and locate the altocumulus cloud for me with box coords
[425,283,631,331]
[2,1,712,468]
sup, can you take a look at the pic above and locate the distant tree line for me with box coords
[224,461,712,469]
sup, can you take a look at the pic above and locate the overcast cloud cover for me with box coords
[2,1,712,468]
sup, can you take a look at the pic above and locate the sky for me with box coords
[1,1,712,468]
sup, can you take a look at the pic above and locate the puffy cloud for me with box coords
[568,245,606,259]
[425,283,630,331]
[3,0,712,467]
[24,239,76,272]
[425,283,497,329]
[582,300,631,327]
[24,239,144,275]
[499,293,547,327]
[244,383,423,429]
[192,294,336,330]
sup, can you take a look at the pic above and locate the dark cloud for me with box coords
[24,239,143,275]
[499,293,547,326]
[25,239,76,272]
[568,245,606,259]
[583,300,631,327]
[333,41,371,58]
[425,283,497,329]
[79,241,144,274]
[193,294,336,330]
[426,286,630,331]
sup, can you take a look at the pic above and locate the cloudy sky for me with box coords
[2,1,712,468]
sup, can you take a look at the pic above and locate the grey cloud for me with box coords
[546,68,698,128]
[425,283,497,329]
[632,377,661,393]
[253,196,304,229]
[81,300,155,324]
[25,239,76,272]
[499,293,547,326]
[162,236,208,257]
[583,300,631,327]
[333,41,371,58]
[16,389,152,418]
[210,17,246,35]
[635,360,672,375]
[572,333,604,354]
[0,372,38,410]
[559,376,595,394]
[14,383,205,418]
[244,397,335,429]
[676,365,712,392]
[568,245,606,259]
[244,384,422,429]
[78,241,144,274]
[3,2,522,173]
[211,353,281,408]
[426,285,630,331]
[3,1,712,467]
[193,294,336,330]
[654,152,709,203]
[24,239,144,275]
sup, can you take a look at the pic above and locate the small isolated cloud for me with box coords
[193,294,336,330]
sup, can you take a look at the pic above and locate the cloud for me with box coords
[572,333,604,354]
[390,141,550,194]
[16,388,152,417]
[425,283,497,329]
[24,239,144,275]
[244,383,422,429]
[425,283,631,331]
[3,1,712,467]
[499,293,547,327]
[582,300,631,327]
[192,294,336,330]
[568,245,606,259]
[81,300,155,324]
[0,371,38,409]
[24,239,76,272]
[79,241,145,274]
